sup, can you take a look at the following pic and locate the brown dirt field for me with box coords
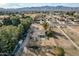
[40,38,57,46]
[31,24,44,30]
[53,28,76,48]
[71,26,79,32]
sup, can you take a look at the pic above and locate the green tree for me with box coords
[45,28,53,40]
[66,11,75,16]
[0,22,2,27]
[10,16,20,26]
[0,25,20,54]
[2,18,12,25]
[18,24,24,38]
[20,16,32,31]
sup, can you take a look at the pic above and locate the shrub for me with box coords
[51,46,64,56]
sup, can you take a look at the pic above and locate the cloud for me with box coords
[0,3,79,8]
[0,3,25,8]
[0,0,78,3]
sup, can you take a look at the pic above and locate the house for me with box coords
[34,17,45,24]
[31,30,46,41]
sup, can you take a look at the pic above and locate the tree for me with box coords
[45,28,53,40]
[21,14,25,18]
[0,15,32,55]
[2,17,12,25]
[20,18,28,30]
[10,16,20,26]
[18,24,24,34]
[20,16,32,31]
[0,22,2,27]
[18,24,24,38]
[66,11,75,16]
[0,25,20,54]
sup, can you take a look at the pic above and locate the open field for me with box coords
[62,27,79,46]
[52,27,79,56]
[70,26,79,32]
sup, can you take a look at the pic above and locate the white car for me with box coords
[19,40,23,45]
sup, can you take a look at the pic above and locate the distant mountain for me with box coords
[0,6,79,13]
[17,6,79,11]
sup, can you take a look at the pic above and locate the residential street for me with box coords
[15,27,32,55]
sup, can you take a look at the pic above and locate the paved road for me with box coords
[15,27,31,56]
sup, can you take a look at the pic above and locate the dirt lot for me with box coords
[70,26,79,32]
[62,27,79,46]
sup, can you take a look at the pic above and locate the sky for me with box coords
[0,0,79,3]
[0,0,79,8]
[0,3,79,8]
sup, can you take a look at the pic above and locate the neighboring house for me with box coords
[31,30,46,41]
[73,19,79,24]
[34,17,45,24]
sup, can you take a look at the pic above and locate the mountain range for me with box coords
[0,6,79,13]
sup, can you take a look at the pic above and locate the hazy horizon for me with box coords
[0,3,79,8]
